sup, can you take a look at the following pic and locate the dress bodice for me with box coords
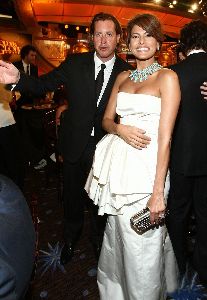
[116,92,161,116]
[116,92,161,136]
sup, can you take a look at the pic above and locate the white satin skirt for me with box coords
[97,195,179,300]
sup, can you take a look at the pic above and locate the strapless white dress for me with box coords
[85,93,178,300]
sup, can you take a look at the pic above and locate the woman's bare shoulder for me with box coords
[117,70,131,81]
[158,68,178,81]
[158,68,180,96]
[113,70,130,89]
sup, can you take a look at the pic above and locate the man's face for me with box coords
[93,20,120,62]
[25,50,36,65]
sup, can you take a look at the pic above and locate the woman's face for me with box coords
[129,25,159,62]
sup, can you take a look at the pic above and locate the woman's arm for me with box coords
[102,72,151,149]
[148,69,181,223]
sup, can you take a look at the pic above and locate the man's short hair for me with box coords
[90,12,122,36]
[20,45,36,59]
[180,20,207,55]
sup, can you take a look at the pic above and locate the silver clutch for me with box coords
[130,207,168,235]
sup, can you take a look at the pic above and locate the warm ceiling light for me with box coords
[172,0,177,4]
[169,3,174,8]
[191,3,198,10]
[188,9,195,13]
[65,24,69,29]
[155,0,161,3]
[76,26,80,30]
[85,27,89,32]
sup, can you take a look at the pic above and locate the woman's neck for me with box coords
[136,58,156,70]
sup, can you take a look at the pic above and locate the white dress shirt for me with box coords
[94,53,116,106]
[22,60,30,75]
[187,49,206,56]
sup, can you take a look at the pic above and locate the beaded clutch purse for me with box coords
[130,207,168,235]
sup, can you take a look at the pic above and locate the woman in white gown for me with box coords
[85,14,181,300]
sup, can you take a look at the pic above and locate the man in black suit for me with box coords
[166,20,207,286]
[0,13,150,265]
[14,45,47,170]
[0,175,35,299]
[13,45,38,107]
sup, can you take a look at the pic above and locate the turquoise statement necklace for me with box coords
[129,62,163,83]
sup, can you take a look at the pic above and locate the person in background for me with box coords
[166,20,207,287]
[0,175,35,300]
[13,45,47,170]
[13,45,38,107]
[0,79,24,189]
[176,44,186,62]
[85,13,180,299]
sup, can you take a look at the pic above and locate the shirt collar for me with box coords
[22,60,30,71]
[187,49,206,56]
[22,60,29,66]
[94,52,116,71]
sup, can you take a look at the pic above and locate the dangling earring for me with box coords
[157,45,160,51]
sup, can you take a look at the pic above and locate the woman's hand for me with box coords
[55,104,68,126]
[117,124,151,149]
[147,193,166,224]
[201,82,207,100]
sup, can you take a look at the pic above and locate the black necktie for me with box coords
[95,64,106,100]
[26,65,29,75]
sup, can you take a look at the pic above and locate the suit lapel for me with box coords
[83,53,96,107]
[19,61,24,72]
[13,60,24,72]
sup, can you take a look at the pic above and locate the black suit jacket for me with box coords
[13,60,38,106]
[0,175,35,300]
[16,52,132,162]
[13,60,38,77]
[169,52,207,176]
